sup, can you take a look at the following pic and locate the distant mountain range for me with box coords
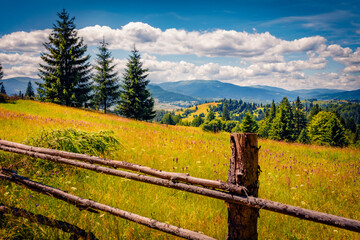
[156,80,359,102]
[1,77,359,104]
[0,77,41,95]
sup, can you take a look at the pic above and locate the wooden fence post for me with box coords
[227,133,259,240]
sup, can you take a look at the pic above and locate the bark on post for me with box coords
[227,133,259,240]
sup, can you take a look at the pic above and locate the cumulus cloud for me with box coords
[0,29,50,53]
[0,22,359,89]
[1,22,326,59]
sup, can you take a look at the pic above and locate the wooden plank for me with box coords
[0,169,216,240]
[1,146,360,233]
[0,139,245,194]
[0,203,97,240]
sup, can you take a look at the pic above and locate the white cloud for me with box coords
[0,53,41,65]
[0,29,50,53]
[0,22,359,90]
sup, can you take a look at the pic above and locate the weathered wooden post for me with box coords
[227,133,259,240]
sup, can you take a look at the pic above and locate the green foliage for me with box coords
[182,108,197,118]
[191,115,204,127]
[269,100,276,120]
[293,96,307,138]
[25,81,35,99]
[210,99,259,121]
[223,120,237,133]
[0,82,6,95]
[91,39,120,113]
[297,128,310,144]
[269,97,295,141]
[326,102,360,124]
[240,112,259,133]
[231,123,242,133]
[0,93,10,103]
[309,104,321,120]
[37,9,92,107]
[258,118,272,138]
[160,113,180,125]
[0,62,3,80]
[26,128,120,157]
[201,119,222,132]
[308,111,348,147]
[345,116,357,133]
[206,111,215,122]
[117,47,155,121]
[221,103,230,121]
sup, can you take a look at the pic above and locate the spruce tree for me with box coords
[0,62,3,80]
[240,112,258,133]
[38,9,92,107]
[308,111,348,147]
[92,39,120,113]
[222,103,230,121]
[25,81,35,99]
[269,97,295,141]
[269,100,276,120]
[297,128,310,144]
[309,104,321,120]
[206,111,216,122]
[117,47,155,121]
[293,96,307,138]
[0,83,6,95]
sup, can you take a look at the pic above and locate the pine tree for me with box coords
[240,112,259,133]
[222,103,230,121]
[309,104,321,120]
[37,9,92,107]
[92,39,120,113]
[293,96,307,138]
[206,111,216,122]
[269,100,276,120]
[308,111,348,147]
[345,117,357,133]
[191,116,204,127]
[297,128,310,144]
[269,97,295,141]
[0,62,3,80]
[117,47,155,121]
[25,81,35,99]
[0,83,6,95]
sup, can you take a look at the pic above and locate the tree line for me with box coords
[159,97,360,148]
[0,9,154,121]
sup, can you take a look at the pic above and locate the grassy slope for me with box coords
[176,102,219,121]
[0,100,359,239]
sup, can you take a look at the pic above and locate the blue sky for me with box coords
[1,0,359,90]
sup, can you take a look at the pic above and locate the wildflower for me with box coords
[35,204,39,207]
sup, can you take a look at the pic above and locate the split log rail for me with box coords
[0,134,359,240]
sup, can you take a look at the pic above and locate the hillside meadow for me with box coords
[0,100,359,239]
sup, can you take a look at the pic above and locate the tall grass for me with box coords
[0,100,359,239]
[26,128,120,157]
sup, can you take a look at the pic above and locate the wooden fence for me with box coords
[0,133,359,239]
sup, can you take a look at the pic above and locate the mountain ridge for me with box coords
[1,77,359,103]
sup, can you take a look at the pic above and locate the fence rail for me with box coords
[0,134,359,239]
